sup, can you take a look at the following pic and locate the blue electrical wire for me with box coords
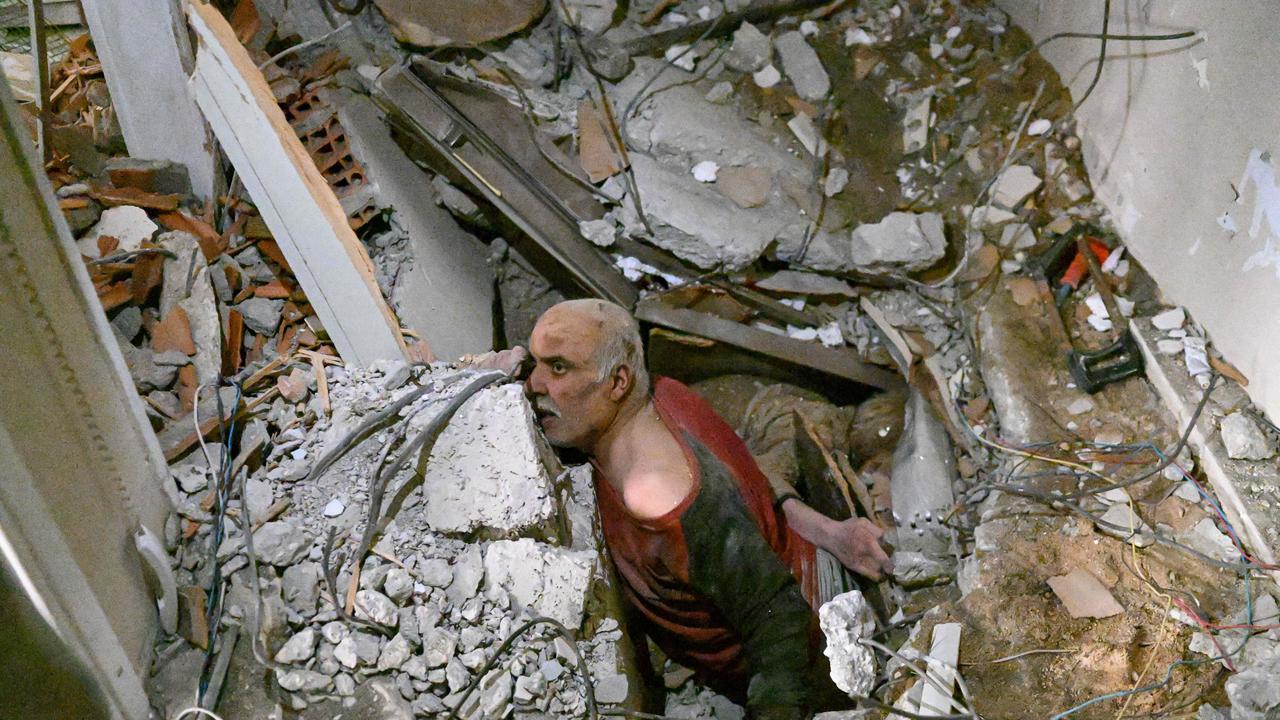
[196,381,243,705]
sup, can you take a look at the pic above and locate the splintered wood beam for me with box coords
[186,2,408,367]
[635,299,903,392]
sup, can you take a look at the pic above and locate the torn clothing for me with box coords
[594,377,821,715]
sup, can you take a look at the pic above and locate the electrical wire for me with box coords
[858,637,979,720]
[174,708,226,720]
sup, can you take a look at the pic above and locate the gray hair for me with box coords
[592,310,649,396]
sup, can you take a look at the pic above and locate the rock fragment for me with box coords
[1220,411,1275,460]
[774,31,829,101]
[850,212,946,272]
[78,205,157,259]
[991,165,1042,208]
[253,522,312,566]
[355,590,400,627]
[1048,568,1124,618]
[818,591,876,696]
[726,22,771,72]
[371,0,547,47]
[274,627,318,664]
[235,297,284,336]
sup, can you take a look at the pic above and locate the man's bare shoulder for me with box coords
[620,462,695,521]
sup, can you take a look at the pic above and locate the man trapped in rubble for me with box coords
[495,298,893,718]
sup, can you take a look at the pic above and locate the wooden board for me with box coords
[635,299,903,392]
[187,2,408,368]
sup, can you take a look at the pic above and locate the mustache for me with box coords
[532,396,561,418]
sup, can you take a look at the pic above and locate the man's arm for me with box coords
[681,438,815,719]
[780,499,893,581]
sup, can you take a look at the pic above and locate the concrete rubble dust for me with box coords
[20,0,1280,718]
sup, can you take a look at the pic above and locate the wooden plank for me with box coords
[634,300,903,392]
[375,64,639,309]
[919,623,963,717]
[80,0,215,200]
[187,2,408,368]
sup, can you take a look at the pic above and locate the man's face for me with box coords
[525,310,618,450]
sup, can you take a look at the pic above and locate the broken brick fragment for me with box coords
[152,307,196,356]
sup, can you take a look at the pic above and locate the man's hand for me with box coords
[460,346,530,379]
[779,499,893,581]
[821,517,893,581]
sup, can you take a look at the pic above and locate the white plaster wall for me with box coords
[997,0,1280,423]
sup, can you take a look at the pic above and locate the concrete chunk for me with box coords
[774,31,830,101]
[1221,411,1275,460]
[483,539,596,628]
[421,384,556,534]
[726,22,771,72]
[850,212,947,272]
[991,165,1042,208]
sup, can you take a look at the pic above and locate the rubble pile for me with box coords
[158,361,638,717]
[28,0,1280,716]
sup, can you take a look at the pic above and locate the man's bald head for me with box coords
[537,299,650,395]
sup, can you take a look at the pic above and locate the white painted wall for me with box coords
[997,0,1280,423]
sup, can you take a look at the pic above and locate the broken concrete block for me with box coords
[282,562,322,616]
[158,231,221,384]
[623,154,787,269]
[275,627,318,664]
[1184,517,1239,562]
[483,539,595,628]
[277,668,332,693]
[1151,307,1186,331]
[106,157,192,196]
[818,590,876,697]
[244,476,273,521]
[752,64,781,88]
[998,223,1035,249]
[558,0,615,36]
[774,31,829,101]
[824,167,849,197]
[850,212,947,272]
[578,219,616,248]
[77,205,157,259]
[890,551,954,589]
[371,0,547,47]
[422,627,458,668]
[126,347,179,392]
[726,22,771,72]
[691,160,719,182]
[705,81,734,104]
[253,521,312,565]
[1220,411,1275,460]
[377,633,413,671]
[889,386,957,585]
[420,384,557,535]
[355,590,400,627]
[446,544,485,606]
[1048,568,1124,618]
[1096,503,1154,547]
[594,674,629,704]
[787,112,827,156]
[1226,646,1280,719]
[384,568,414,605]
[236,297,284,337]
[991,165,1042,209]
